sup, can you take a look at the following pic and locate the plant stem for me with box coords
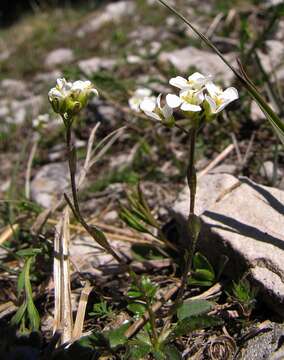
[175,124,198,303]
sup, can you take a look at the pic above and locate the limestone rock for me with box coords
[0,79,27,98]
[44,48,74,69]
[172,173,284,316]
[260,160,283,183]
[77,1,136,37]
[70,234,131,275]
[257,40,284,81]
[78,57,116,76]
[159,47,236,85]
[31,162,69,208]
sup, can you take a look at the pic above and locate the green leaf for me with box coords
[177,299,214,321]
[16,248,41,257]
[193,252,214,274]
[171,315,222,338]
[120,207,151,234]
[11,301,27,326]
[126,340,152,359]
[131,244,164,261]
[127,303,146,317]
[27,298,40,331]
[163,344,182,360]
[106,322,130,349]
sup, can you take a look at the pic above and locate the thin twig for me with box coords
[197,143,235,178]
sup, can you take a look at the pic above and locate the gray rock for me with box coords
[250,100,266,122]
[159,47,236,84]
[70,234,131,274]
[10,96,43,124]
[78,57,116,76]
[34,70,62,84]
[238,321,284,360]
[31,162,69,208]
[257,40,284,81]
[172,173,284,316]
[77,1,136,37]
[44,48,74,69]
[260,161,283,183]
[0,79,27,98]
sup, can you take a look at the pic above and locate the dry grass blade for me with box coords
[53,207,73,344]
[72,281,93,341]
[0,223,19,245]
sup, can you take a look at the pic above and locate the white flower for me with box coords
[169,72,211,91]
[129,88,155,112]
[48,78,98,119]
[140,94,174,126]
[205,82,238,114]
[166,88,204,112]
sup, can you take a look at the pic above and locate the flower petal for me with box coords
[169,76,188,89]
[180,102,201,112]
[135,88,152,98]
[222,87,239,101]
[205,95,217,113]
[140,98,156,112]
[166,94,182,108]
[206,82,222,97]
[144,111,161,121]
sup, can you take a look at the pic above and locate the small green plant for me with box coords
[11,248,41,333]
[89,299,114,320]
[229,278,258,317]
[188,252,216,287]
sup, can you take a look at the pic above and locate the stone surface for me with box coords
[70,234,131,275]
[0,95,44,125]
[31,162,69,208]
[0,79,27,98]
[77,1,136,37]
[159,47,236,84]
[172,173,284,316]
[44,48,74,69]
[238,321,284,360]
[257,40,284,81]
[78,57,116,76]
[260,161,283,183]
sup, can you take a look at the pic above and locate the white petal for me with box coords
[157,94,162,109]
[144,111,161,121]
[180,102,201,112]
[222,87,239,101]
[140,98,156,112]
[195,91,205,104]
[48,88,63,100]
[129,98,140,112]
[166,94,182,108]
[135,88,152,98]
[188,72,205,81]
[206,82,222,97]
[215,99,235,113]
[169,76,188,89]
[205,95,217,113]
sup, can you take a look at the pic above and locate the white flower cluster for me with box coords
[129,72,239,124]
[48,78,98,120]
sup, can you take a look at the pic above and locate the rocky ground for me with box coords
[0,0,284,359]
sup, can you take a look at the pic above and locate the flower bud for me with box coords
[48,78,98,122]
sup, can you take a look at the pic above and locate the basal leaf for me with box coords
[177,299,214,321]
